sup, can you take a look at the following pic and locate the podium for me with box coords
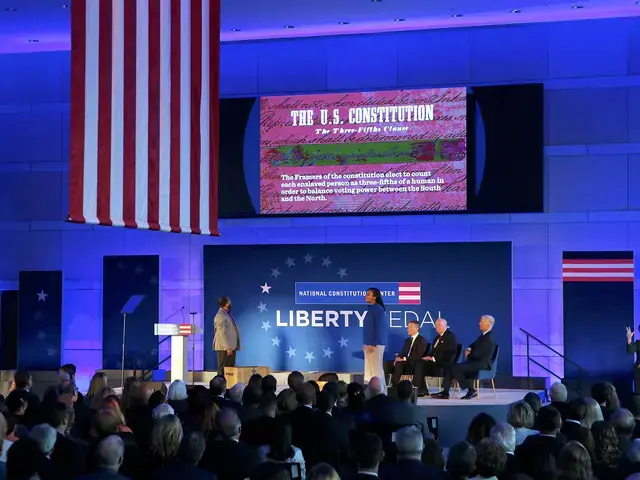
[154,323,202,383]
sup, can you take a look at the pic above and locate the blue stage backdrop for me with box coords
[203,242,512,374]
[562,251,634,384]
[102,255,159,370]
[18,271,62,370]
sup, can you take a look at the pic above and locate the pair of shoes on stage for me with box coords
[429,389,478,400]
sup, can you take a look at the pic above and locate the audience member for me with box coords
[77,435,128,480]
[152,431,215,479]
[248,374,263,391]
[590,420,621,479]
[516,406,564,476]
[382,380,429,439]
[29,423,57,457]
[148,414,183,472]
[490,422,518,477]
[287,372,305,393]
[591,382,620,421]
[610,408,636,453]
[354,433,384,479]
[262,376,278,395]
[291,383,317,453]
[307,462,340,480]
[583,398,604,429]
[241,392,277,447]
[561,398,593,451]
[522,392,542,418]
[507,401,538,445]
[260,419,305,480]
[630,395,640,439]
[167,380,189,417]
[276,389,298,418]
[422,436,445,470]
[549,382,570,422]
[556,441,593,480]
[473,438,507,480]
[152,403,175,421]
[6,437,46,480]
[85,373,109,410]
[467,413,497,446]
[210,375,237,411]
[446,441,477,480]
[381,425,447,479]
[47,401,88,479]
[229,383,246,405]
[363,377,394,422]
[148,391,166,411]
[336,381,348,408]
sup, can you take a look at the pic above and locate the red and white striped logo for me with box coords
[562,259,634,282]
[398,282,421,305]
[179,324,194,336]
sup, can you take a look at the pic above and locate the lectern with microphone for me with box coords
[154,324,202,383]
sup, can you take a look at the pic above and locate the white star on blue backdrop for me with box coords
[37,290,48,302]
[323,347,334,358]
[261,321,271,332]
[271,337,281,347]
[305,351,315,362]
[257,302,267,312]
[303,253,313,263]
[337,268,348,278]
[287,346,296,358]
[338,337,349,348]
[261,282,272,294]
[322,257,332,268]
[271,268,282,278]
[285,257,296,268]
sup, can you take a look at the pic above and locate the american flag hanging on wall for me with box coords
[562,252,634,283]
[69,0,220,235]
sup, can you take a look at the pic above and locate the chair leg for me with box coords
[387,374,393,388]
[475,380,480,399]
[491,379,496,398]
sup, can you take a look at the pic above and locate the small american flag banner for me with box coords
[398,282,421,305]
[179,324,195,336]
[70,0,220,235]
[562,252,634,283]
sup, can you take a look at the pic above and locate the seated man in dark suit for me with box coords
[432,314,496,400]
[381,381,430,440]
[561,398,593,452]
[413,318,459,396]
[383,321,429,389]
[209,375,237,411]
[379,425,447,480]
[516,405,565,475]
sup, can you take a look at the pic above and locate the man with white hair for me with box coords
[77,435,127,479]
[490,422,518,476]
[414,317,459,396]
[380,426,446,479]
[549,382,569,421]
[433,314,496,400]
[29,423,57,457]
[152,403,175,420]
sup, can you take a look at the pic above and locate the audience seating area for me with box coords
[0,366,637,480]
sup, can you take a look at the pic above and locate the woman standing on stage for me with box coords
[363,287,387,392]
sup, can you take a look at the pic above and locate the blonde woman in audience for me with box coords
[307,462,340,480]
[507,400,539,445]
[85,372,109,410]
[583,397,604,429]
[102,395,129,431]
[149,414,183,469]
[120,376,142,410]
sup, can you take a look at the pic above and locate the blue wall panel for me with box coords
[1,16,640,388]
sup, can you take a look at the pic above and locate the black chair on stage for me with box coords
[471,344,500,398]
[429,343,464,392]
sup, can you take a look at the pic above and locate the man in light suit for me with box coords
[213,296,240,377]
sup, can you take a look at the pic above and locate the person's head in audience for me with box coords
[13,370,32,391]
[568,398,588,423]
[29,423,57,457]
[178,430,207,464]
[366,377,383,399]
[262,375,277,395]
[268,420,295,461]
[276,388,298,416]
[287,371,304,392]
[336,380,348,407]
[216,408,242,441]
[422,437,445,470]
[395,426,423,461]
[248,373,263,391]
[347,382,365,411]
[59,364,77,381]
[46,401,70,434]
[397,380,414,404]
[307,463,340,480]
[490,422,516,454]
[152,403,175,421]
[296,382,316,408]
[229,383,246,405]
[507,401,536,430]
[591,382,620,411]
[322,381,339,398]
[466,413,497,446]
[610,408,636,442]
[187,385,211,415]
[57,380,78,406]
[537,405,562,436]
[6,389,29,416]
[591,420,620,466]
[523,391,542,416]
[308,380,321,401]
[557,441,593,480]
[167,379,188,402]
[243,384,263,406]
[316,390,336,415]
[120,376,143,409]
[550,382,568,403]
[87,372,109,402]
[103,395,127,426]
[93,408,126,438]
[201,402,219,439]
[446,441,477,479]
[261,392,278,418]
[7,438,45,479]
[210,375,227,397]
[475,438,507,479]
[150,414,183,461]
[583,398,604,429]
[148,390,166,410]
[354,433,384,474]
[95,435,125,473]
[521,450,556,479]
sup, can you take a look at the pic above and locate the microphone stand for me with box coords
[190,312,197,385]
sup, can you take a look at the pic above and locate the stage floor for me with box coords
[416,388,531,406]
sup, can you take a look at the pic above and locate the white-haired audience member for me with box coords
[490,422,518,476]
[229,382,246,405]
[610,408,636,453]
[152,403,175,421]
[583,397,604,429]
[167,380,188,417]
[90,434,127,479]
[29,423,57,457]
[384,426,443,478]
[507,401,539,445]
[549,382,569,421]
